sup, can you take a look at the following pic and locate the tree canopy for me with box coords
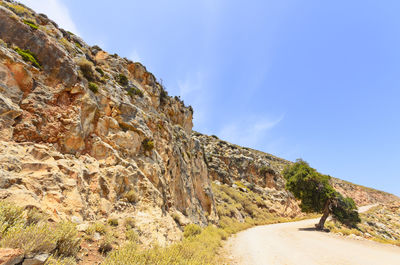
[283,159,360,230]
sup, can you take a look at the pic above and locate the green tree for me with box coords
[283,159,360,230]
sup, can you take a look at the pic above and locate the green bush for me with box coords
[23,19,38,30]
[53,222,81,257]
[283,159,360,229]
[142,138,154,152]
[183,224,202,238]
[88,82,98,93]
[331,195,360,228]
[14,47,40,68]
[124,190,139,203]
[117,74,129,86]
[127,86,144,97]
[107,219,119,227]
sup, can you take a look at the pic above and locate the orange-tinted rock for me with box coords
[0,248,24,265]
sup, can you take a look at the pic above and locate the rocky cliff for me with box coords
[0,0,398,250]
[0,0,216,246]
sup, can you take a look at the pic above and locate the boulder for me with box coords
[0,248,24,265]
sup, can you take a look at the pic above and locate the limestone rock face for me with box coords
[0,1,215,245]
[0,248,24,265]
[193,133,301,217]
[331,178,400,206]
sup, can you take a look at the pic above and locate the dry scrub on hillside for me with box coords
[326,204,400,247]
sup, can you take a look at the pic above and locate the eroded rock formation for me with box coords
[0,0,215,245]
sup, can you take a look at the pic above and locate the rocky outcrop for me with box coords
[0,248,24,265]
[331,178,400,206]
[193,132,301,217]
[0,0,215,246]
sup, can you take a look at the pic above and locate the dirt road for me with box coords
[225,205,400,265]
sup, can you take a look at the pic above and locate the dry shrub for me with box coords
[124,190,139,203]
[107,219,119,227]
[126,229,139,243]
[99,234,113,255]
[0,224,56,255]
[87,222,107,235]
[77,58,95,81]
[103,226,226,265]
[183,224,202,238]
[45,255,76,265]
[0,202,25,235]
[26,208,47,225]
[54,222,81,257]
[124,217,135,229]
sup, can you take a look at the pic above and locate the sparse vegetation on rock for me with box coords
[127,86,144,97]
[142,138,155,152]
[77,58,95,81]
[23,19,38,30]
[0,202,80,263]
[88,82,99,93]
[14,47,40,68]
[326,203,400,247]
[124,190,139,203]
[117,73,128,86]
[107,219,119,227]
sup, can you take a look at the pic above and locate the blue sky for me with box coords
[19,0,400,196]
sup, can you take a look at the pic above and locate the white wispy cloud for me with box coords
[177,71,211,128]
[129,50,142,63]
[18,0,79,35]
[218,114,285,149]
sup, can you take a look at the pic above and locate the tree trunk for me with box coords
[316,200,330,230]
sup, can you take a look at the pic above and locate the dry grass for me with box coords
[87,222,107,235]
[125,229,139,243]
[77,58,95,81]
[183,224,202,238]
[103,226,227,265]
[53,222,81,257]
[0,223,56,255]
[124,190,139,203]
[45,256,76,265]
[0,202,80,261]
[1,2,30,16]
[326,204,400,247]
[124,217,135,229]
